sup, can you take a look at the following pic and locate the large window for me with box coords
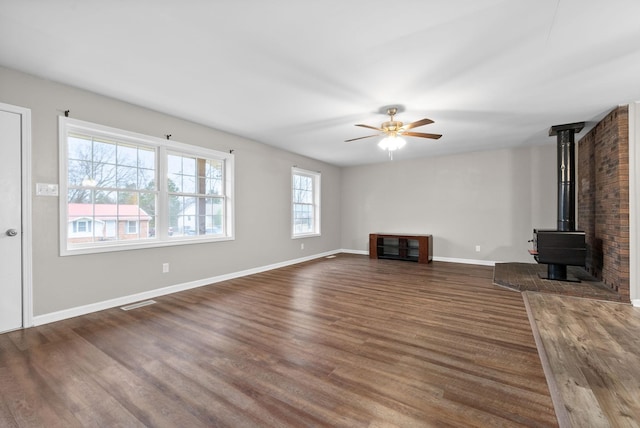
[291,167,320,238]
[60,117,234,255]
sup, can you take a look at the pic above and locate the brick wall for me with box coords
[578,106,630,301]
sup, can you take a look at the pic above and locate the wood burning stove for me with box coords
[530,229,586,281]
[531,122,587,281]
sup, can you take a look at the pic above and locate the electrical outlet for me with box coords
[475,245,481,252]
[301,243,304,250]
[162,263,169,273]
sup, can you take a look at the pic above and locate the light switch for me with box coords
[36,183,59,196]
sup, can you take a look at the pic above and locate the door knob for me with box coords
[6,229,18,237]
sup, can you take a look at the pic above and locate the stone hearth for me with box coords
[493,262,625,303]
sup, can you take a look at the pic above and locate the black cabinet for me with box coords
[369,233,432,264]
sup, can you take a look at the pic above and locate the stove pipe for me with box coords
[549,122,585,231]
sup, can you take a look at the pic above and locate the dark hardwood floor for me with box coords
[0,254,557,427]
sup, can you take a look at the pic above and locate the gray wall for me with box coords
[1,65,559,318]
[340,145,557,262]
[0,66,342,316]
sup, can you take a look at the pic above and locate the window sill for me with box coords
[61,235,235,256]
[291,233,321,239]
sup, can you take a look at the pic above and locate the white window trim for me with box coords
[291,167,321,239]
[59,117,235,256]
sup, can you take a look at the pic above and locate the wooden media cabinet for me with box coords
[369,233,433,264]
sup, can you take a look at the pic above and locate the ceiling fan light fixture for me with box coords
[344,107,441,157]
[378,135,406,151]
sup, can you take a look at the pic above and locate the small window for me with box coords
[126,220,138,235]
[71,219,93,234]
[292,167,320,238]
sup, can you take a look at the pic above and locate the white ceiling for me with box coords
[2,0,640,166]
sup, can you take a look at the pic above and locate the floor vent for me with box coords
[121,300,156,311]
[326,255,337,259]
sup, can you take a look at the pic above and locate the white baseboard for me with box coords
[432,256,496,266]
[33,249,342,327]
[632,299,640,307]
[340,249,496,266]
[339,248,368,255]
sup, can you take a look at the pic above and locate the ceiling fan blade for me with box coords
[403,118,434,130]
[344,134,380,142]
[402,131,442,139]
[355,124,384,131]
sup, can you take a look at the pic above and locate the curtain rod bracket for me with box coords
[165,134,171,140]
[64,110,70,117]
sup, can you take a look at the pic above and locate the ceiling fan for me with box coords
[345,107,442,155]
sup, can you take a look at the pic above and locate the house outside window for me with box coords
[67,204,149,243]
[292,167,320,238]
[59,117,234,255]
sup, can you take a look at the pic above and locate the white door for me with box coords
[0,108,23,333]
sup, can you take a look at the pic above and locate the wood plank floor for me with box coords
[524,292,640,428]
[0,254,557,427]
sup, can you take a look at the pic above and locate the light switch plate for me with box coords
[36,183,59,196]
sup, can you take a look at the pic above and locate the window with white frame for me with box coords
[291,167,320,237]
[126,220,138,235]
[59,117,234,255]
